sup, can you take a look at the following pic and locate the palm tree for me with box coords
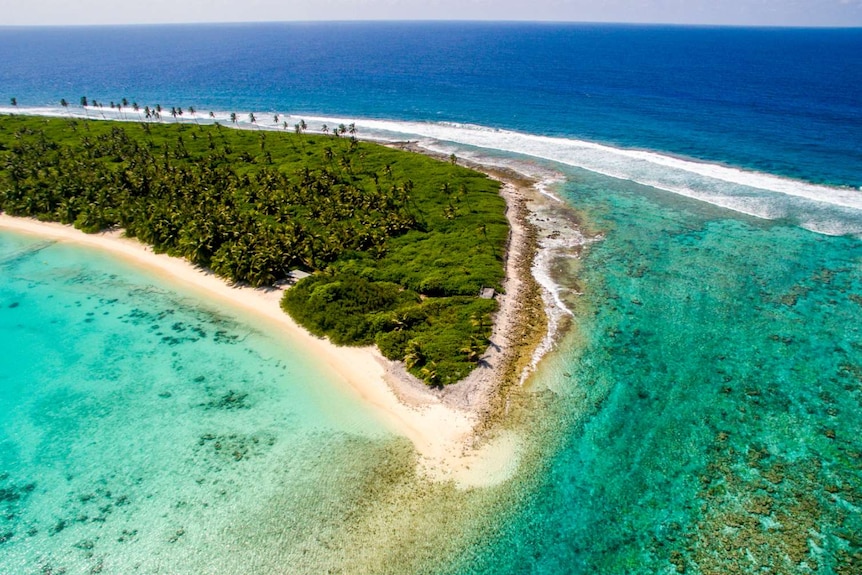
[338,154,352,174]
[230,112,237,125]
[248,112,256,127]
[419,361,440,386]
[403,340,425,369]
[460,336,485,363]
[10,97,17,113]
[80,96,90,120]
[441,182,451,197]
[458,184,474,213]
[273,114,279,124]
[443,203,457,220]
[60,98,69,116]
[188,106,198,124]
[321,123,329,135]
[470,312,492,338]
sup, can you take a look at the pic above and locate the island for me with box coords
[0,112,567,485]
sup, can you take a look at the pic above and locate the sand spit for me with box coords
[380,144,596,468]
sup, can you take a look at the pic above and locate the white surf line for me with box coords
[7,107,859,214]
[290,114,860,210]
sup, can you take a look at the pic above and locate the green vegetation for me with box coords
[0,114,508,384]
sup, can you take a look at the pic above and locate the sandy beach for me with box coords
[0,214,494,483]
[0,162,554,489]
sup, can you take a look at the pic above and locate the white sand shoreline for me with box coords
[0,214,519,488]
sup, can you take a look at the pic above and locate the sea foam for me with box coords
[318,116,862,237]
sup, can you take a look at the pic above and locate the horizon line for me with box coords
[1,19,861,30]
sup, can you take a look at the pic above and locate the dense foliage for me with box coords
[0,115,508,384]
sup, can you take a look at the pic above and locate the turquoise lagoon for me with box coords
[0,232,411,574]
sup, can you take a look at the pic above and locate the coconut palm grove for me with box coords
[0,114,508,384]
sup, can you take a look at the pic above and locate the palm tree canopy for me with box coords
[0,114,505,385]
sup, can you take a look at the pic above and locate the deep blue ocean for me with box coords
[2,22,861,188]
[2,22,862,574]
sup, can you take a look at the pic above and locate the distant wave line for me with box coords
[4,106,861,229]
[319,117,862,211]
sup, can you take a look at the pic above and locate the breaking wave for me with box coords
[4,106,861,236]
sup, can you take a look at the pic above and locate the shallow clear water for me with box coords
[443,169,862,574]
[0,232,405,574]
